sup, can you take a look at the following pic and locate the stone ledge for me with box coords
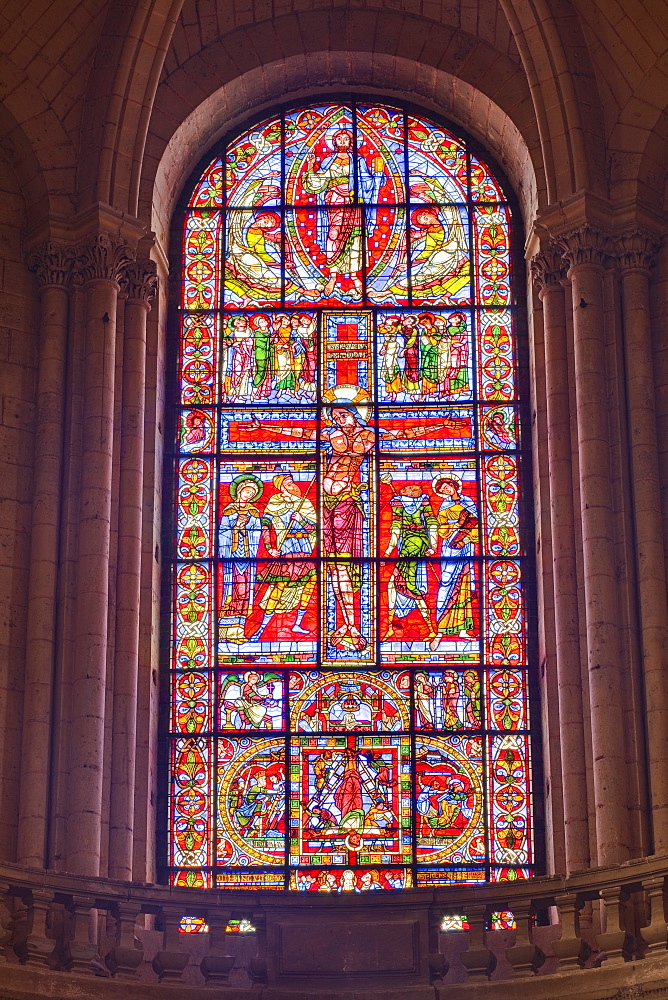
[1,857,668,995]
[1,957,668,1000]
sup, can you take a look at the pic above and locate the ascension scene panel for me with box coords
[219,204,471,310]
[209,105,475,310]
[169,101,533,891]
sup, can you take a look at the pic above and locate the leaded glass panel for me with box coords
[168,101,533,891]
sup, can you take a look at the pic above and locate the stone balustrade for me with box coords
[1,856,667,997]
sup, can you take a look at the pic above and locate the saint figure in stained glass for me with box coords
[218,475,263,644]
[431,472,479,648]
[252,474,317,639]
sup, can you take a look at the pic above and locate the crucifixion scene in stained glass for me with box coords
[169,101,533,891]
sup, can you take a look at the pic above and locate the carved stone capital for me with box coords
[121,258,158,304]
[554,226,612,271]
[531,249,565,292]
[616,230,658,273]
[75,233,136,285]
[27,241,77,288]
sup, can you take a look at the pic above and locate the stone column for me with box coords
[532,250,590,873]
[617,231,668,851]
[66,233,134,877]
[108,259,157,881]
[557,226,631,866]
[18,243,75,867]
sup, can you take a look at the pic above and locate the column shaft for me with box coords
[539,265,590,872]
[108,262,156,880]
[619,242,668,851]
[67,233,133,877]
[68,278,119,876]
[566,248,630,865]
[18,248,73,867]
[557,225,630,865]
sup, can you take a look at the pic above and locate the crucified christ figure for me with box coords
[249,405,462,650]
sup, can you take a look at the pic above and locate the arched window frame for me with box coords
[161,98,540,891]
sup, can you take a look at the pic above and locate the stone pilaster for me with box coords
[18,242,76,868]
[555,225,631,867]
[108,259,157,881]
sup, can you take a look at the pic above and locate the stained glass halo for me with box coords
[166,96,535,894]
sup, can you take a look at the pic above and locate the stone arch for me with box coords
[77,3,609,236]
[142,28,542,251]
[499,0,607,202]
[76,0,183,215]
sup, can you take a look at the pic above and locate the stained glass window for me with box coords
[168,101,533,891]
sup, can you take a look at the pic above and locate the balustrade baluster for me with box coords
[596,885,629,965]
[428,906,446,983]
[485,911,516,981]
[152,904,189,982]
[459,905,490,982]
[531,907,561,976]
[438,920,469,985]
[106,900,144,979]
[23,889,58,969]
[8,893,28,964]
[247,909,267,986]
[552,891,586,968]
[637,874,668,957]
[200,909,234,987]
[133,910,162,982]
[506,901,538,976]
[0,883,12,962]
[65,894,97,976]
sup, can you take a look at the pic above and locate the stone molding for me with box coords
[27,240,77,288]
[553,226,613,270]
[531,248,566,291]
[616,230,658,273]
[121,257,158,304]
[613,988,668,999]
[75,232,136,286]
